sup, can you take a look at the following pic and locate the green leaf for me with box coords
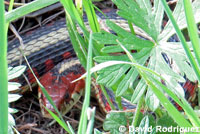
[94,48,151,97]
[94,129,102,134]
[138,116,149,134]
[106,19,132,38]
[116,53,149,96]
[65,13,87,68]
[157,114,178,127]
[8,126,14,134]
[8,113,16,134]
[8,108,18,114]
[159,0,200,41]
[135,0,152,15]
[145,88,159,112]
[103,112,127,132]
[116,67,136,96]
[153,0,164,34]
[8,82,21,92]
[145,76,192,127]
[157,114,179,134]
[112,0,158,41]
[97,64,130,87]
[83,0,105,56]
[131,79,146,103]
[8,114,15,126]
[149,76,200,127]
[93,31,120,44]
[92,0,199,112]
[8,94,21,103]
[159,42,197,81]
[8,65,26,80]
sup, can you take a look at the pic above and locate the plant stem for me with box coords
[0,1,8,134]
[78,33,93,134]
[183,0,200,71]
[5,0,59,23]
[6,0,14,32]
[128,21,135,35]
[116,97,123,110]
[132,94,144,127]
[155,107,163,118]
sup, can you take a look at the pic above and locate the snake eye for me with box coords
[65,92,70,100]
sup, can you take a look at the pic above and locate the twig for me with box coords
[4,1,25,7]
[17,17,26,32]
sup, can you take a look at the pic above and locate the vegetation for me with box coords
[0,0,200,133]
[8,66,26,134]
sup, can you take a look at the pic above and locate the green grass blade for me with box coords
[132,94,144,127]
[127,20,135,35]
[44,108,74,133]
[6,0,14,32]
[60,0,88,68]
[83,0,100,32]
[0,1,8,134]
[78,32,93,134]
[161,0,200,82]
[83,0,104,56]
[183,0,200,69]
[60,0,84,27]
[5,0,59,23]
[67,121,75,134]
[86,107,96,134]
[65,11,87,68]
[75,0,83,16]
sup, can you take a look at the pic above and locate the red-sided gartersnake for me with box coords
[8,10,198,118]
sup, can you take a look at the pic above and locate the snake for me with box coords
[8,10,198,118]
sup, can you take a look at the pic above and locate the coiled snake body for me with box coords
[8,10,197,118]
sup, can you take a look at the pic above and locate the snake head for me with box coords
[38,58,85,118]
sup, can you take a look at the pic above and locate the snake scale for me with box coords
[8,10,197,118]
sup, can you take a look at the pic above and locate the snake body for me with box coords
[8,10,197,117]
[8,10,137,117]
[8,10,129,88]
[38,58,85,118]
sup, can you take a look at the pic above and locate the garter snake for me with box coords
[8,10,198,118]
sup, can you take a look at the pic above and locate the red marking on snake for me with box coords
[62,52,72,59]
[105,102,111,111]
[27,68,39,83]
[175,103,182,111]
[174,80,198,111]
[39,67,85,113]
[45,59,54,72]
[26,30,34,35]
[183,80,197,99]
[131,50,137,53]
